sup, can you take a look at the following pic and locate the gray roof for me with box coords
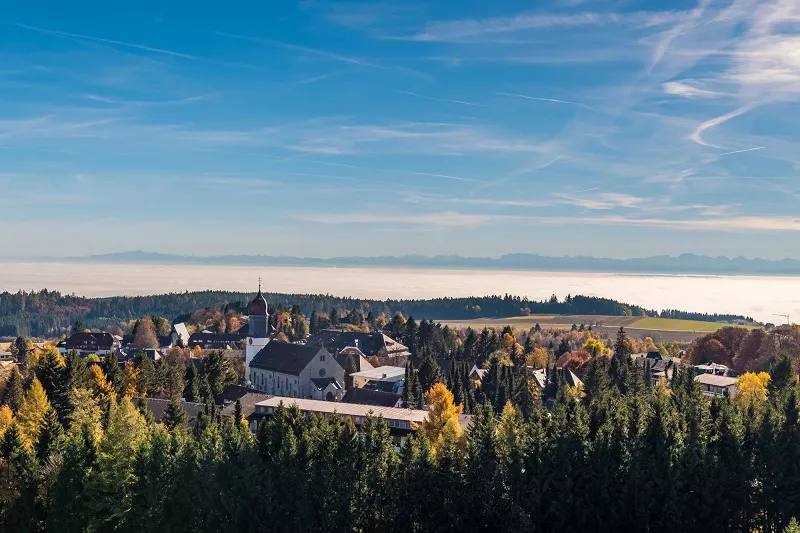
[309,330,409,358]
[250,341,323,375]
[132,397,207,427]
[341,388,402,407]
[310,377,342,390]
[219,392,273,420]
[695,373,737,387]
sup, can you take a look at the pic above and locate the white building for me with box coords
[350,365,406,390]
[249,341,345,401]
[695,373,738,398]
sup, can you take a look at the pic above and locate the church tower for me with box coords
[245,280,270,385]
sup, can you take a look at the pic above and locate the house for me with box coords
[631,352,683,386]
[248,341,346,401]
[469,365,488,382]
[132,397,207,427]
[695,373,737,398]
[120,348,162,362]
[188,331,246,350]
[349,365,406,390]
[341,387,403,408]
[333,351,374,375]
[308,329,411,361]
[58,331,118,356]
[254,396,473,450]
[695,362,735,377]
[215,385,273,430]
[172,323,191,347]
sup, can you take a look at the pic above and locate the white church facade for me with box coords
[244,286,345,401]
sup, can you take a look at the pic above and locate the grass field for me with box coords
[439,314,755,342]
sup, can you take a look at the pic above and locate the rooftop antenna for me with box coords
[774,313,790,325]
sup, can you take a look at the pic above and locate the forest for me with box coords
[1,327,800,532]
[0,289,751,337]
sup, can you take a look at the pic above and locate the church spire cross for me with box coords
[258,277,262,292]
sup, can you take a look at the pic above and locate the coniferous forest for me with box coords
[0,289,753,337]
[1,329,800,532]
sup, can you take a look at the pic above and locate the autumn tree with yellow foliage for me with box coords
[16,377,51,447]
[415,383,465,460]
[736,371,770,406]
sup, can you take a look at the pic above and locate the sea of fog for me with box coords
[0,261,798,324]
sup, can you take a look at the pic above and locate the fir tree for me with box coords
[1,365,24,412]
[36,404,65,462]
[162,397,188,430]
[37,349,70,425]
[418,352,444,394]
[134,351,156,397]
[184,363,200,402]
[102,352,123,396]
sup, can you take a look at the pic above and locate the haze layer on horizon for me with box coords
[1,0,799,259]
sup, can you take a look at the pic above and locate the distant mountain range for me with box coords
[26,250,800,276]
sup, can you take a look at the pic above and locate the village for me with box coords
[0,283,751,451]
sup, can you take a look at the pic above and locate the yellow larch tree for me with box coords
[90,364,116,401]
[0,405,12,440]
[122,361,139,399]
[415,383,465,460]
[16,377,51,447]
[736,372,770,406]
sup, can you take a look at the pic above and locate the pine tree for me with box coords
[344,356,357,389]
[1,365,24,412]
[329,307,340,327]
[184,363,200,402]
[46,425,95,530]
[134,351,156,397]
[768,351,795,397]
[36,404,64,462]
[65,349,88,393]
[0,421,40,529]
[102,352,123,395]
[87,397,148,528]
[418,352,444,394]
[234,399,243,426]
[203,350,228,397]
[162,397,188,430]
[36,348,70,424]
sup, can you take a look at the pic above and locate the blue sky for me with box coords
[1,0,799,259]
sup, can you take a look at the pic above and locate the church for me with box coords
[244,284,351,401]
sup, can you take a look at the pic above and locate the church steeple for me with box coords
[248,280,269,337]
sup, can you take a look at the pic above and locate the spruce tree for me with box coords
[1,365,24,412]
[102,352,123,396]
[162,397,188,430]
[0,421,40,529]
[36,404,65,462]
[134,351,156,396]
[37,349,70,425]
[184,363,200,402]
[418,352,444,394]
[65,350,88,393]
[768,351,795,397]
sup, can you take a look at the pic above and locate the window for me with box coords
[320,353,325,362]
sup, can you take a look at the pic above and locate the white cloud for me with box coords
[689,103,760,148]
[410,10,694,42]
[663,80,722,98]
[543,215,800,232]
[293,211,518,228]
